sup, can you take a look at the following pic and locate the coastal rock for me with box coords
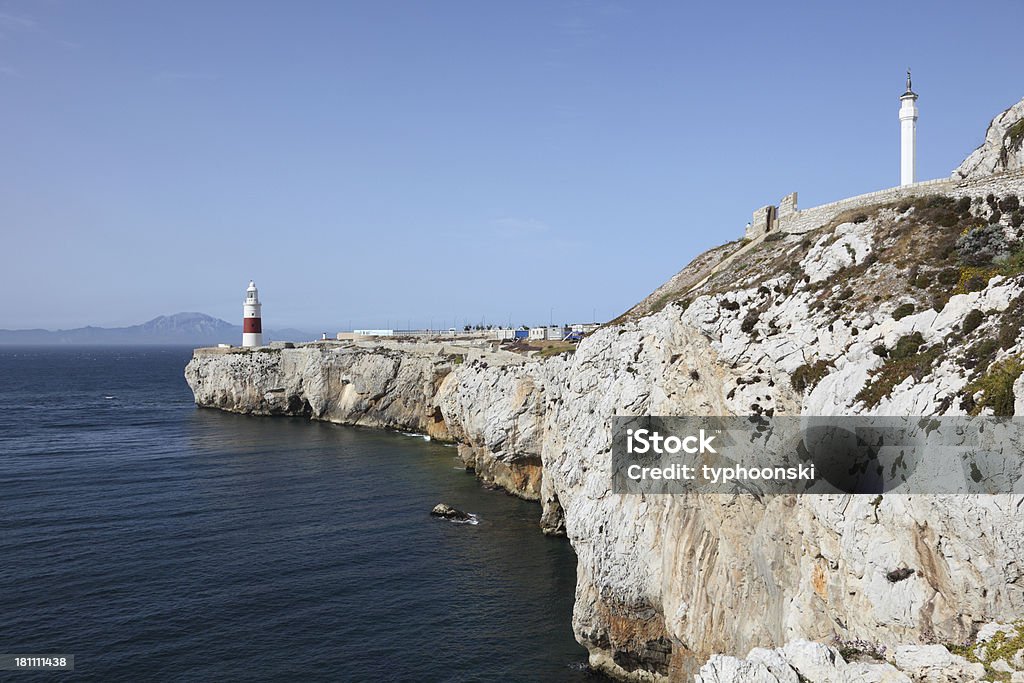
[892,644,985,681]
[696,640,910,682]
[430,503,473,521]
[185,340,546,500]
[694,654,781,683]
[186,118,1024,680]
[953,96,1024,179]
[976,621,1017,642]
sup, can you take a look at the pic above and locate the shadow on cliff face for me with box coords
[283,395,312,417]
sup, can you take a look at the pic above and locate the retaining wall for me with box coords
[745,170,1024,239]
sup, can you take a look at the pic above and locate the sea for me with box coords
[0,347,595,681]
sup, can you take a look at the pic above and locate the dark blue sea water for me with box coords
[0,347,592,681]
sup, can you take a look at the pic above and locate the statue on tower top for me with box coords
[903,68,917,98]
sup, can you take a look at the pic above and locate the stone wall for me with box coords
[748,169,1024,239]
[746,205,776,239]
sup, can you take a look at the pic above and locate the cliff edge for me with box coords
[186,97,1024,681]
[955,96,1024,180]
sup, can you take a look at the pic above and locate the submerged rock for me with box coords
[430,503,472,521]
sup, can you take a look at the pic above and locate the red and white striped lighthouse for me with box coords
[242,280,263,347]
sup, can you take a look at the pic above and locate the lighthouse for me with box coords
[242,280,263,347]
[899,69,918,186]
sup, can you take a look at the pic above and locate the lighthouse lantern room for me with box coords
[242,280,263,347]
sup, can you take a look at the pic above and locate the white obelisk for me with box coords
[899,69,918,186]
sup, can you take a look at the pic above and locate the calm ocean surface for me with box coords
[0,347,593,681]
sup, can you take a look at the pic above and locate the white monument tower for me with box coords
[242,280,263,347]
[899,68,918,186]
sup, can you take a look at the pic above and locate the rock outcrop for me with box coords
[695,622,1024,682]
[954,96,1024,179]
[184,340,548,499]
[186,117,1024,681]
[430,503,474,521]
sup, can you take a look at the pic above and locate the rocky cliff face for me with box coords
[954,96,1024,180]
[186,113,1024,682]
[184,341,548,498]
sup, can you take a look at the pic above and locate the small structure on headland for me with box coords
[242,280,263,347]
[744,73,1024,241]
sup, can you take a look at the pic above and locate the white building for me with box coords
[528,327,546,341]
[545,325,568,341]
[493,328,516,341]
[899,69,918,186]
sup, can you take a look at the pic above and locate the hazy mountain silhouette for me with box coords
[0,313,313,345]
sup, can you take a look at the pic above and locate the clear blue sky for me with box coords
[1,1,1021,330]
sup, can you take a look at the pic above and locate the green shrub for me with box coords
[963,274,989,293]
[964,338,999,373]
[998,295,1024,349]
[964,357,1024,416]
[931,291,951,312]
[1008,120,1024,150]
[890,332,925,360]
[957,224,1009,266]
[741,310,760,333]
[1012,211,1023,229]
[913,195,960,228]
[937,268,960,285]
[913,273,932,288]
[999,194,1020,212]
[990,210,1003,224]
[791,360,830,393]
[999,324,1020,350]
[955,196,972,214]
[892,303,915,320]
[856,343,941,408]
[962,309,984,335]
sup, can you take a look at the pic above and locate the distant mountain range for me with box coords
[0,313,314,346]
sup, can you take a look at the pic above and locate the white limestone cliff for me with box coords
[954,96,1024,180]
[186,130,1024,681]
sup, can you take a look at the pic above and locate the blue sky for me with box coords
[1,1,1021,330]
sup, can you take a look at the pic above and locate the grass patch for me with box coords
[791,360,830,393]
[1005,119,1024,152]
[856,336,942,408]
[963,357,1024,416]
[537,341,577,358]
[948,620,1024,682]
[964,338,1000,373]
[997,294,1024,349]
[956,267,997,294]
